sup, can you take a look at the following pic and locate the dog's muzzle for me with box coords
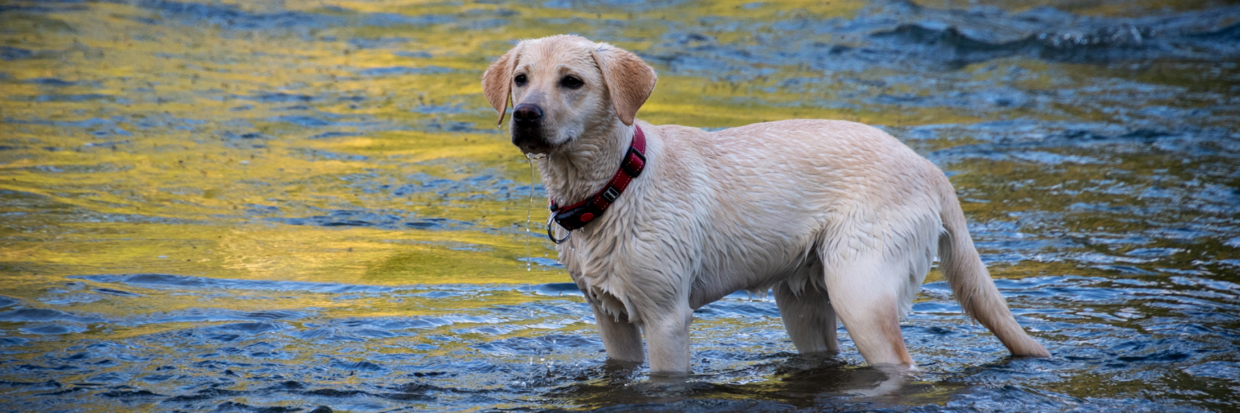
[511,103,553,154]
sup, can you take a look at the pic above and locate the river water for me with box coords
[1,0,1238,411]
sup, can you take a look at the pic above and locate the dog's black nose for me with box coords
[512,104,543,125]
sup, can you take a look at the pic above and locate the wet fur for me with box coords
[482,35,1049,375]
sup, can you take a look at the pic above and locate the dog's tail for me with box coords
[937,183,1050,358]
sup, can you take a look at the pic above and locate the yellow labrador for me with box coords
[481,35,1049,375]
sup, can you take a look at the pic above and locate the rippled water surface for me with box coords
[2,0,1239,411]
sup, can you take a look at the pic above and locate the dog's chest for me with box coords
[557,235,639,322]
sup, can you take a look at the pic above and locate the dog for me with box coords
[481,35,1050,375]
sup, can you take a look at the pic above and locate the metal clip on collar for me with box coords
[546,214,571,244]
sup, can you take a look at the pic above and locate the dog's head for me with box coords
[481,35,657,155]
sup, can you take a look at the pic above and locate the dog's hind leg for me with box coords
[774,279,839,354]
[821,253,914,366]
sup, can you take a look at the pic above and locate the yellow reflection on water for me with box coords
[0,0,901,293]
[0,0,1199,301]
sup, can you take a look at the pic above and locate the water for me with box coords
[1,0,1238,411]
[527,156,537,272]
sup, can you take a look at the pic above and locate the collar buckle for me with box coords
[620,146,646,177]
[546,125,647,236]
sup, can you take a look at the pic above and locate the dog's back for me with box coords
[655,119,945,302]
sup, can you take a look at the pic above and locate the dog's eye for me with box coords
[514,74,527,87]
[559,75,584,89]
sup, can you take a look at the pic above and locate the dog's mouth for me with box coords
[515,140,554,156]
[520,147,551,157]
[512,128,556,155]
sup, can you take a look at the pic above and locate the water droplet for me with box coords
[525,156,537,271]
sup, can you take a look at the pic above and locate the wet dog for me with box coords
[481,35,1049,375]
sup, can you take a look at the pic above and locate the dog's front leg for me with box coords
[589,302,644,363]
[641,304,693,376]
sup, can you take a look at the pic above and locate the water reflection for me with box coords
[1,0,1238,411]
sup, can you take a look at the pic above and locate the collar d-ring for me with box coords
[546,214,571,244]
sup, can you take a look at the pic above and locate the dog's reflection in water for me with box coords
[555,354,940,410]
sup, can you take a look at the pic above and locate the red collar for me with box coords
[547,125,647,243]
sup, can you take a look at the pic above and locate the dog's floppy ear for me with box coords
[591,44,657,126]
[482,44,522,126]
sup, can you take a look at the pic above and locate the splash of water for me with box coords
[525,153,544,271]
